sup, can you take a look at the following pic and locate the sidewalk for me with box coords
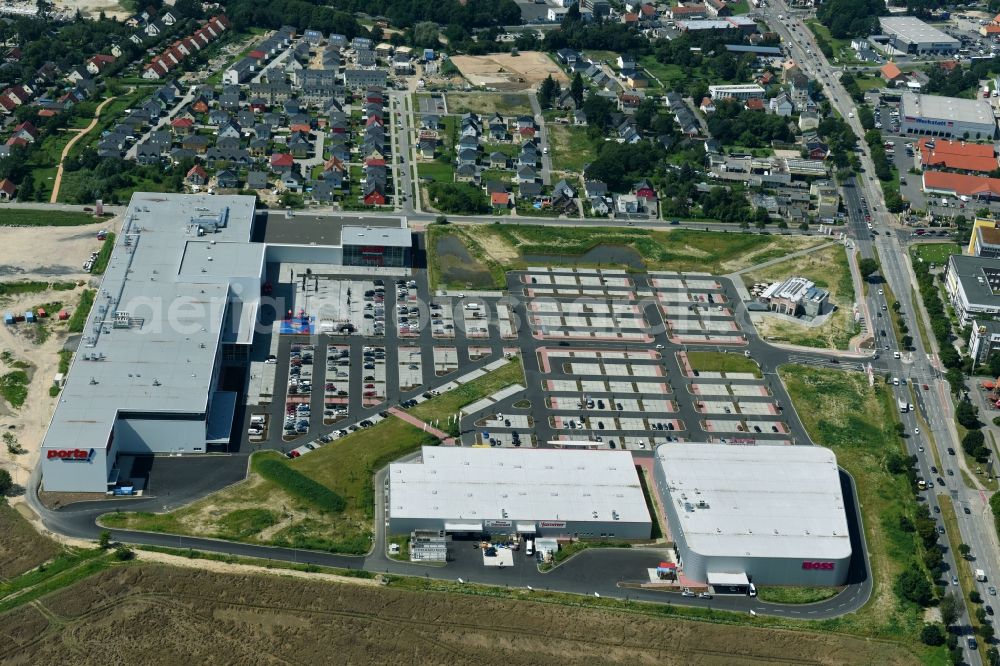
[389,407,455,445]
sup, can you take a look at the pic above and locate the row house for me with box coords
[142,15,230,80]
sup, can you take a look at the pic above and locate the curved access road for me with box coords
[49,94,118,203]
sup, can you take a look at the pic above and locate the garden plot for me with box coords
[323,344,350,423]
[433,347,459,375]
[398,347,423,392]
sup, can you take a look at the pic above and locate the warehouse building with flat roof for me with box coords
[40,193,264,493]
[879,16,959,55]
[388,447,652,539]
[653,443,852,587]
[40,194,416,494]
[900,92,996,139]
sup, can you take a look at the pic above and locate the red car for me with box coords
[922,384,929,390]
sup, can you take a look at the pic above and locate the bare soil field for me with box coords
[450,52,568,91]
[0,563,919,666]
[53,0,129,19]
[0,502,59,579]
[0,217,117,492]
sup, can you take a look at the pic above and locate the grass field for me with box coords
[0,503,61,578]
[910,242,962,267]
[0,561,928,665]
[547,124,597,173]
[101,417,439,554]
[778,365,944,651]
[686,351,761,377]
[0,209,98,226]
[417,159,455,183]
[445,92,533,116]
[743,244,859,349]
[426,224,827,290]
[756,586,840,604]
[407,358,523,436]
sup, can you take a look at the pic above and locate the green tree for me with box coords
[958,543,972,559]
[0,468,11,496]
[962,428,984,455]
[538,75,560,109]
[98,530,111,549]
[920,623,946,646]
[859,257,878,279]
[955,400,982,428]
[896,566,934,606]
[570,72,584,107]
[113,543,134,561]
[941,592,960,626]
[412,21,439,49]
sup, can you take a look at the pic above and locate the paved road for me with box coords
[767,3,992,660]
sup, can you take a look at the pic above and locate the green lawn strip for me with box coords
[90,232,116,275]
[67,289,95,333]
[0,209,98,226]
[777,365,941,645]
[0,549,110,613]
[910,290,933,354]
[937,495,989,662]
[685,351,761,378]
[407,358,523,436]
[910,243,961,267]
[0,280,72,298]
[755,586,840,604]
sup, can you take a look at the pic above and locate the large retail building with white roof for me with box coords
[388,446,652,539]
[40,193,414,493]
[653,443,852,587]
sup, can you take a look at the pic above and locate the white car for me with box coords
[915,428,920,435]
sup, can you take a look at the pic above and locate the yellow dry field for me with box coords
[450,51,568,91]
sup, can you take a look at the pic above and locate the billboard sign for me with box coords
[539,521,566,528]
[484,520,512,528]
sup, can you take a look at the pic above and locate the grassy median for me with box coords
[778,365,946,657]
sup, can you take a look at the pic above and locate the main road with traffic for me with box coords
[765,1,997,661]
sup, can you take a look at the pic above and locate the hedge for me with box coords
[255,458,346,514]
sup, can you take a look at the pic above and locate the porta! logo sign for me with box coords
[47,448,96,462]
[801,561,835,570]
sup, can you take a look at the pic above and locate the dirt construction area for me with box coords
[0,218,119,492]
[0,559,920,666]
[450,51,568,91]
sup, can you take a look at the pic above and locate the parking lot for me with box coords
[250,265,801,458]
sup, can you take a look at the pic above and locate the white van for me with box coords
[250,414,266,426]
[892,377,899,386]
[525,539,534,556]
[464,303,480,311]
[893,351,901,359]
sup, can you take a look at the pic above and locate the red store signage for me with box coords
[47,448,96,462]
[801,561,835,570]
